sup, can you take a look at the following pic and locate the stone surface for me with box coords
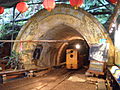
[13,4,114,70]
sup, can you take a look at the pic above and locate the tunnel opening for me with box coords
[37,24,90,69]
[59,39,90,69]
[13,4,114,70]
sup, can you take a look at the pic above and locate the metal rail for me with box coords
[0,62,66,84]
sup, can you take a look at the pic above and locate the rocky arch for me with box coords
[13,4,114,69]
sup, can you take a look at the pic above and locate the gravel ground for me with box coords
[0,68,98,90]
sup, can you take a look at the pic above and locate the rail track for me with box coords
[0,67,99,90]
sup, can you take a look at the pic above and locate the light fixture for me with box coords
[75,44,81,49]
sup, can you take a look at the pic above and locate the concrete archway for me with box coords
[13,4,114,69]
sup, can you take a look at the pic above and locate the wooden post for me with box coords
[0,76,3,84]
[2,74,7,83]
[109,0,120,33]
[108,0,120,65]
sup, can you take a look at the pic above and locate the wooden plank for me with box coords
[0,62,65,75]
[0,69,27,75]
[87,70,104,75]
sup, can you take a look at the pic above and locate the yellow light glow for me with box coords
[75,44,81,49]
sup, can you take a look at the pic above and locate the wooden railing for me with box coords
[0,62,65,84]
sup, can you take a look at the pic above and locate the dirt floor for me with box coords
[0,67,102,90]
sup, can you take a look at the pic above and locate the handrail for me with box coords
[0,62,66,75]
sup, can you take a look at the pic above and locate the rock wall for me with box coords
[13,4,114,70]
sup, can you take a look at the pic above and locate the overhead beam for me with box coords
[0,40,70,43]
[90,11,112,15]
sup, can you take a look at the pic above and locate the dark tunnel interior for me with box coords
[60,39,90,67]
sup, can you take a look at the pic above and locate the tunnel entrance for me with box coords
[13,4,114,70]
[36,24,87,68]
[60,39,90,68]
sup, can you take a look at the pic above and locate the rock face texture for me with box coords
[13,4,114,70]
